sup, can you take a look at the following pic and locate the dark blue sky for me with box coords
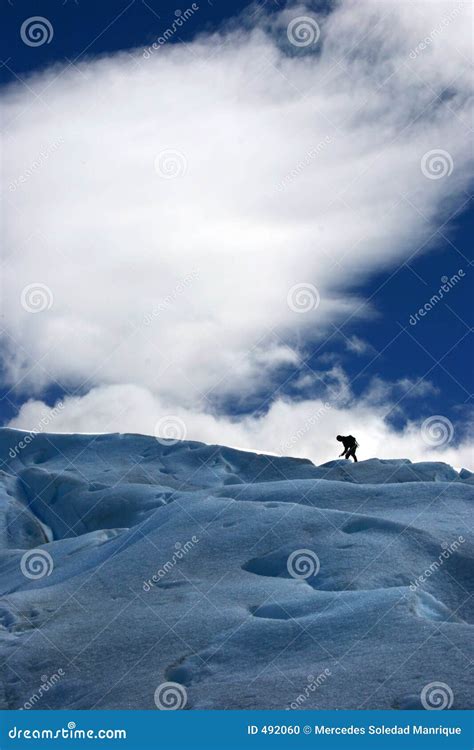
[1,0,250,84]
[1,0,473,441]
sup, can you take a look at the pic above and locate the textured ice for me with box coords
[0,428,472,710]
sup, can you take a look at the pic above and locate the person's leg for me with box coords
[344,450,350,459]
[349,448,358,462]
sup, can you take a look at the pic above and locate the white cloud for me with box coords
[344,335,375,356]
[364,376,440,405]
[395,378,440,399]
[8,382,473,470]
[2,1,472,465]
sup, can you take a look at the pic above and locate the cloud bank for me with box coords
[8,380,473,469]
[2,0,473,465]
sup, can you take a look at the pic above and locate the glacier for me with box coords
[0,428,472,710]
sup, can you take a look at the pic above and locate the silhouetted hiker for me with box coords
[336,435,358,462]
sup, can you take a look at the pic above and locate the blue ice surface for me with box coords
[0,428,472,710]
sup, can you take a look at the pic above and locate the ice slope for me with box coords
[0,428,472,710]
